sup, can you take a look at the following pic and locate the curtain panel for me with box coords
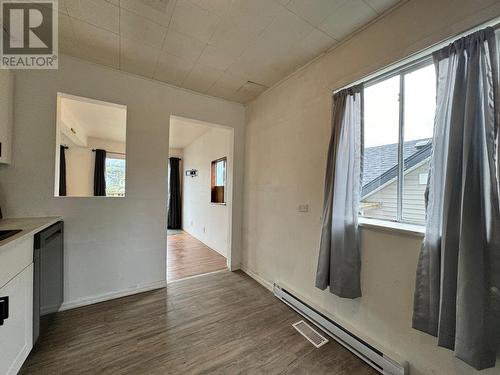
[59,146,67,196]
[413,27,500,370]
[316,85,363,299]
[168,157,182,229]
[93,149,106,196]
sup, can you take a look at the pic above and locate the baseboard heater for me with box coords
[273,284,407,375]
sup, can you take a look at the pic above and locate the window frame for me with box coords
[210,157,227,204]
[360,57,434,225]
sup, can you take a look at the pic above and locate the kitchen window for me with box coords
[360,62,436,226]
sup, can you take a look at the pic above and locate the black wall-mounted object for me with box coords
[185,169,198,177]
[0,296,9,326]
[33,221,64,346]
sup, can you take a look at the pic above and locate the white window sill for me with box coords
[358,217,425,237]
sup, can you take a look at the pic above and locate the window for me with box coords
[105,157,126,197]
[360,62,436,225]
[211,157,226,204]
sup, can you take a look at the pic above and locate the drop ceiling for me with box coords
[59,0,400,104]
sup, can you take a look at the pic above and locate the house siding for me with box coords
[361,161,430,225]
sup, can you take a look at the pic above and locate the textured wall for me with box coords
[0,55,245,307]
[243,1,500,374]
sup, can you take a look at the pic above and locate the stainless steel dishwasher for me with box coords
[33,221,64,345]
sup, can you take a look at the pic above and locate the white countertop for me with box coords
[0,217,62,249]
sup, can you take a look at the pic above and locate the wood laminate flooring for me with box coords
[167,231,226,282]
[21,271,377,375]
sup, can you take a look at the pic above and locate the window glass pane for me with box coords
[216,160,225,186]
[361,75,400,221]
[105,158,126,197]
[402,64,436,225]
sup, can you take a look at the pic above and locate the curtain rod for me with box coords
[333,19,500,94]
[92,149,126,156]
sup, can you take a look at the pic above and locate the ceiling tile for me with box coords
[196,44,242,71]
[227,54,284,88]
[58,12,76,51]
[286,0,347,26]
[120,37,161,78]
[273,29,337,77]
[258,9,315,52]
[57,0,70,14]
[206,71,248,100]
[69,19,120,68]
[120,8,168,48]
[170,0,220,43]
[119,0,176,26]
[296,28,337,60]
[230,82,267,103]
[208,18,257,50]
[363,0,399,14]
[182,63,224,93]
[228,0,284,36]
[154,52,193,86]
[162,29,205,63]
[319,0,377,40]
[188,0,232,17]
[57,1,400,103]
[230,11,314,80]
[65,0,119,33]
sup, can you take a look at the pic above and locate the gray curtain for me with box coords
[316,85,363,298]
[413,27,500,370]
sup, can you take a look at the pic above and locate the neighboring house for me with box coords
[361,139,432,224]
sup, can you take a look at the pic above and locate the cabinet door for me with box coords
[0,264,33,375]
[0,69,13,164]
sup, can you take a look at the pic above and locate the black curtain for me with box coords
[93,149,106,196]
[59,146,67,196]
[168,157,182,229]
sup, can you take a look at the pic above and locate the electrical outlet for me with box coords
[298,204,309,213]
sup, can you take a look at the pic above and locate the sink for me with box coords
[0,229,22,241]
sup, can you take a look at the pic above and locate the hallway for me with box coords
[167,231,226,282]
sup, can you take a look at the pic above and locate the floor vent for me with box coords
[274,284,408,375]
[293,320,328,348]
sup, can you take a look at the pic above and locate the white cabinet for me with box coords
[0,264,33,375]
[0,69,14,164]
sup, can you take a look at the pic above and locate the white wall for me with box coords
[182,127,231,257]
[0,54,245,308]
[243,1,500,375]
[168,148,183,159]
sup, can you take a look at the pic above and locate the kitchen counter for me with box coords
[0,217,62,249]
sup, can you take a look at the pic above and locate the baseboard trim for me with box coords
[60,280,167,311]
[240,265,273,292]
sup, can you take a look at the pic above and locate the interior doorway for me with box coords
[167,116,233,282]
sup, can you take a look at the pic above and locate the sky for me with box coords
[363,64,436,148]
